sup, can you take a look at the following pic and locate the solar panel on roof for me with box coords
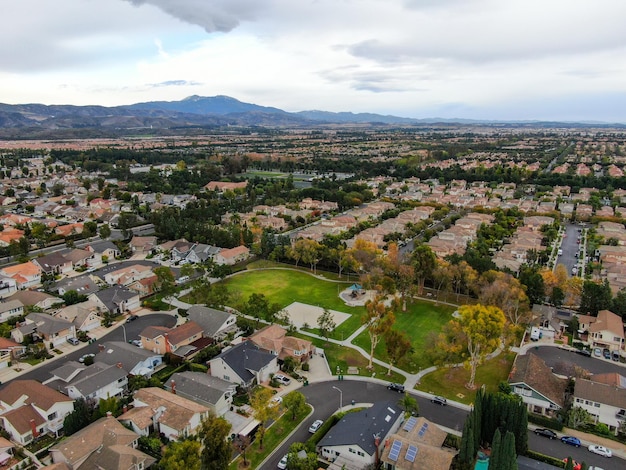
[405,445,418,462]
[403,416,418,432]
[389,440,403,461]
[418,423,428,437]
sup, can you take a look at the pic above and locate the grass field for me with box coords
[415,352,516,405]
[352,299,455,373]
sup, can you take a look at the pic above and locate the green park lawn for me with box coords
[415,352,516,405]
[352,299,455,373]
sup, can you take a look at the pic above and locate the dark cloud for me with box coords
[125,0,261,33]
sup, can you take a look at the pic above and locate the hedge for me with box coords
[526,450,565,468]
[528,414,563,431]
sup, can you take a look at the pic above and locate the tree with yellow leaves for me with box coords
[362,296,396,370]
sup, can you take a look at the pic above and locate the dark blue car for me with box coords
[561,436,581,447]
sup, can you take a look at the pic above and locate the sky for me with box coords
[2,0,626,122]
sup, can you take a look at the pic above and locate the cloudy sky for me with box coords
[2,0,626,122]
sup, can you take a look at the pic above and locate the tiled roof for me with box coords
[131,387,208,432]
[589,310,624,338]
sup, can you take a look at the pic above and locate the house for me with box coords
[32,252,73,276]
[379,416,456,470]
[508,353,567,416]
[0,275,17,297]
[129,236,157,254]
[90,286,140,314]
[187,305,238,339]
[317,401,403,469]
[0,337,26,370]
[45,361,128,403]
[214,245,250,265]
[62,249,95,269]
[85,239,120,262]
[0,299,24,323]
[573,378,626,435]
[119,387,210,440]
[11,312,76,347]
[0,437,14,467]
[6,290,59,310]
[56,276,100,297]
[587,309,625,352]
[54,300,102,333]
[49,414,154,470]
[127,275,159,296]
[249,324,313,363]
[0,380,74,443]
[95,341,162,377]
[104,264,154,286]
[208,341,279,387]
[0,262,42,289]
[139,321,203,355]
[165,371,236,417]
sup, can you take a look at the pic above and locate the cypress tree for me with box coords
[503,431,518,470]
[515,401,528,455]
[490,428,502,470]
[564,457,574,470]
[474,388,483,449]
[459,414,475,465]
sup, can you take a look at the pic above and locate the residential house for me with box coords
[119,387,209,441]
[587,309,625,352]
[0,380,74,443]
[0,337,26,370]
[6,290,59,310]
[317,401,403,469]
[214,245,250,265]
[62,249,95,270]
[49,414,154,470]
[54,300,102,333]
[54,223,84,238]
[165,372,236,417]
[0,275,17,298]
[11,312,76,347]
[104,264,154,286]
[32,252,73,276]
[0,299,24,323]
[56,276,100,297]
[0,262,42,289]
[380,416,456,470]
[129,236,157,254]
[248,324,312,363]
[95,341,162,377]
[187,305,238,340]
[139,321,203,355]
[573,378,626,435]
[208,341,279,387]
[127,275,159,296]
[508,353,567,416]
[45,361,128,403]
[90,286,140,315]
[85,239,120,263]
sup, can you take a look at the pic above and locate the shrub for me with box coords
[301,362,310,371]
[528,413,563,431]
[525,450,565,468]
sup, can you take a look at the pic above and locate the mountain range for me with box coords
[0,95,622,139]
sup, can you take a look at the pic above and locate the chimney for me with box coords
[106,411,112,417]
[171,380,176,394]
[30,419,39,439]
[116,362,123,368]
[98,344,105,352]
[122,405,128,413]
[164,333,171,354]
[374,435,381,467]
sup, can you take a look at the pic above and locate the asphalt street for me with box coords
[530,345,625,375]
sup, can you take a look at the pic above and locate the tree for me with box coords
[292,238,322,273]
[250,387,279,450]
[232,434,251,467]
[455,304,505,389]
[612,287,626,321]
[93,396,121,419]
[478,271,530,325]
[62,289,88,306]
[362,296,395,369]
[579,279,612,315]
[317,308,336,342]
[160,440,201,470]
[99,224,111,239]
[283,391,307,421]
[63,398,92,436]
[286,442,318,470]
[199,414,232,470]
[567,406,591,429]
[397,392,418,417]
[411,244,436,295]
[384,329,412,375]
[154,266,176,296]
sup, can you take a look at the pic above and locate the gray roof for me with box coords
[7,291,57,306]
[63,249,93,264]
[26,312,73,335]
[213,341,275,384]
[318,401,402,456]
[56,276,99,295]
[187,305,233,337]
[49,361,86,382]
[66,362,128,397]
[97,341,160,371]
[165,371,235,407]
[92,287,138,313]
[87,240,119,254]
[33,252,69,272]
[0,299,24,314]
[517,455,560,470]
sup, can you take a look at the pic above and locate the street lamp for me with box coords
[332,386,343,411]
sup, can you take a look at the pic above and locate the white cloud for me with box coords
[1,0,626,121]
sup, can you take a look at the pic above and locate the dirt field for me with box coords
[282,302,350,328]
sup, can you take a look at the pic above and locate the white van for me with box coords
[557,249,563,256]
[530,327,541,341]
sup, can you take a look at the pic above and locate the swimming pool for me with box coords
[474,451,489,470]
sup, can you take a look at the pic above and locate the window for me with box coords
[48,412,57,420]
[358,451,365,457]
[224,375,230,381]
[594,403,600,408]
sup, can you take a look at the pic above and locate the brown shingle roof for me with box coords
[589,309,625,339]
[509,353,567,407]
[166,321,203,345]
[0,380,72,411]
[131,387,208,432]
[0,404,45,435]
[575,378,626,408]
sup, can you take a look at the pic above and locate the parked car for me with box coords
[67,337,80,346]
[274,374,291,386]
[588,445,612,458]
[612,351,620,362]
[603,348,611,360]
[271,396,283,406]
[78,353,95,363]
[561,436,581,447]
[130,339,142,347]
[575,349,591,357]
[277,455,288,469]
[308,419,323,433]
[431,396,447,406]
[534,428,557,439]
[126,314,139,323]
[387,383,405,392]
[593,347,602,357]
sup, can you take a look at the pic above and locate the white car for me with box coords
[277,454,288,469]
[308,419,323,434]
[274,374,291,386]
[588,445,612,458]
[271,396,283,406]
